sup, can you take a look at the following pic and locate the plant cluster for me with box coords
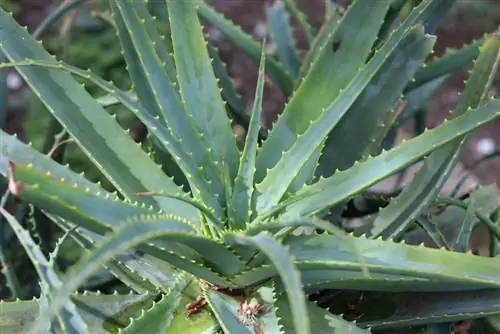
[0,0,499,333]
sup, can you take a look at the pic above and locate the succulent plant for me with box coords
[0,0,499,333]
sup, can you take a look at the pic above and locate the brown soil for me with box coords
[5,0,500,188]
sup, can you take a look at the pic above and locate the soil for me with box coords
[4,0,500,188]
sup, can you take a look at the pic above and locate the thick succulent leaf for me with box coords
[288,234,500,288]
[0,131,103,192]
[110,1,224,216]
[255,25,429,213]
[354,289,500,330]
[0,208,88,333]
[197,1,294,97]
[274,292,369,333]
[166,0,240,182]
[230,44,266,228]
[4,162,167,234]
[120,292,179,334]
[0,293,153,333]
[283,0,314,46]
[207,43,247,119]
[267,0,301,79]
[316,24,435,177]
[256,0,392,191]
[224,232,310,334]
[0,9,187,214]
[404,29,500,93]
[33,215,232,333]
[232,231,500,290]
[298,6,339,80]
[280,98,500,219]
[370,34,500,239]
[204,290,253,334]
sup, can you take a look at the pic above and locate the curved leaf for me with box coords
[224,232,310,334]
[0,208,88,333]
[370,34,500,239]
[267,0,301,79]
[282,98,500,219]
[0,8,190,215]
[32,216,232,333]
[230,43,266,228]
[110,1,224,217]
[166,0,240,184]
[256,0,392,191]
[204,290,253,334]
[197,1,294,97]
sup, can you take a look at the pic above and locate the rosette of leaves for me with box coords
[0,0,499,333]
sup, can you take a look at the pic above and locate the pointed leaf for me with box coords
[166,0,239,180]
[267,0,301,79]
[197,1,294,97]
[283,0,314,46]
[0,9,187,214]
[204,290,253,334]
[224,232,310,334]
[0,208,88,333]
[281,99,500,219]
[110,1,224,216]
[317,23,435,177]
[121,292,179,334]
[370,34,500,239]
[230,44,266,228]
[356,289,500,330]
[274,293,369,333]
[33,216,232,333]
[256,0,393,190]
[256,25,429,213]
[0,293,153,333]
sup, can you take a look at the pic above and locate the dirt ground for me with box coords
[6,0,500,188]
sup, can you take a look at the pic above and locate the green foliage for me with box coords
[0,0,499,333]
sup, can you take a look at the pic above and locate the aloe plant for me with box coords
[0,0,499,333]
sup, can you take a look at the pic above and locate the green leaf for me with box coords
[121,292,179,334]
[317,22,435,177]
[298,6,339,79]
[0,208,88,333]
[355,289,500,330]
[0,8,191,215]
[224,232,310,334]
[370,34,500,239]
[274,293,369,333]
[255,25,428,213]
[281,98,500,219]
[204,290,253,334]
[256,0,393,193]
[288,234,500,289]
[33,215,231,333]
[166,0,240,183]
[404,34,496,93]
[207,43,246,118]
[0,292,153,333]
[283,0,315,46]
[230,43,266,228]
[110,1,224,216]
[267,0,301,79]
[0,131,103,193]
[5,162,164,234]
[197,1,294,97]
